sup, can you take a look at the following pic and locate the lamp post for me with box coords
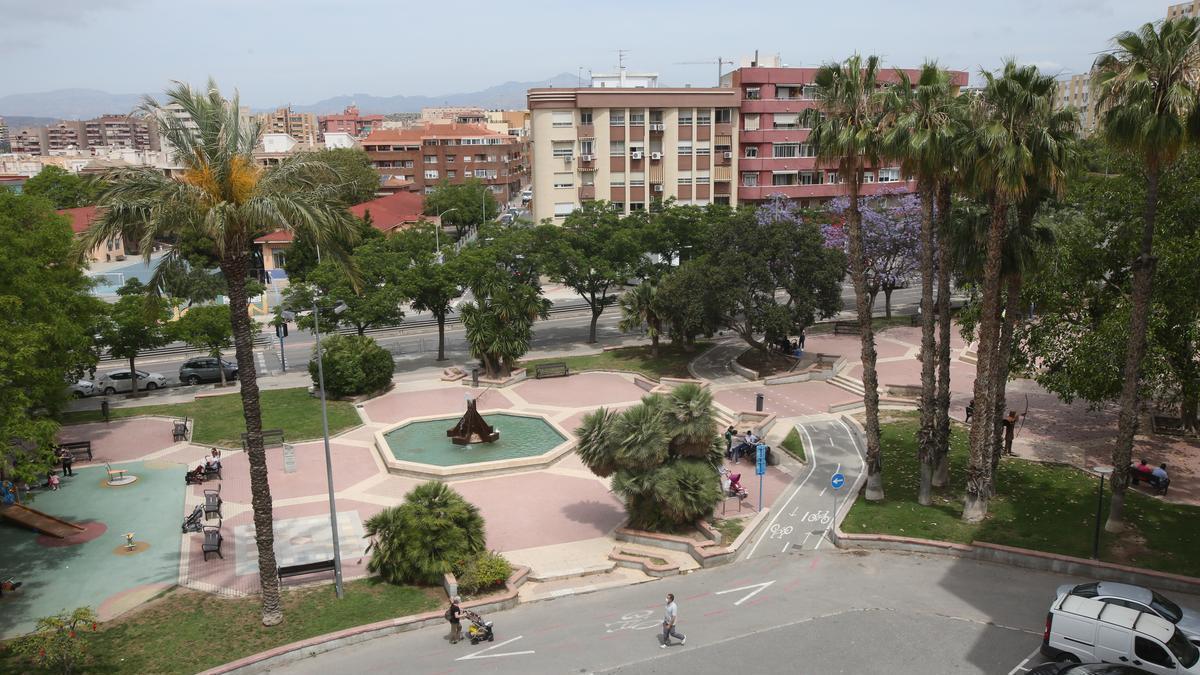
[1090,465,1114,560]
[282,299,348,599]
[435,208,457,263]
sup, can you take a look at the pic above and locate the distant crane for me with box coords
[674,57,735,87]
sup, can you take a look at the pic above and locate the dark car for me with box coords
[179,357,238,385]
[1028,662,1142,674]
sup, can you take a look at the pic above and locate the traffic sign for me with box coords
[755,444,767,476]
[831,472,845,489]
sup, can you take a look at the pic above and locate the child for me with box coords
[48,472,60,491]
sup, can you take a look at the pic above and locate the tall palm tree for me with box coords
[884,62,963,505]
[81,80,357,625]
[1093,17,1200,532]
[618,281,664,357]
[808,54,890,500]
[959,61,1074,522]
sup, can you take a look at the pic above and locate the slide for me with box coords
[0,504,86,538]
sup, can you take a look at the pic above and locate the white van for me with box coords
[1042,594,1200,673]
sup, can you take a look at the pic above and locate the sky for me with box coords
[0,0,1173,107]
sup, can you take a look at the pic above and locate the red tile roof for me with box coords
[254,229,294,244]
[349,191,426,231]
[56,206,101,235]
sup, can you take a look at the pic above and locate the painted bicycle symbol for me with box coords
[768,524,795,539]
[604,609,660,633]
[802,510,832,525]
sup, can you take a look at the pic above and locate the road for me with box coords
[265,549,1081,675]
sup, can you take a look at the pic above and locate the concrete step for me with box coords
[517,567,655,603]
[527,562,617,583]
[828,374,866,397]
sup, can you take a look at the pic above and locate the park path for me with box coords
[688,339,749,386]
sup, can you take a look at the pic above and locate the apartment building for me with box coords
[84,115,158,150]
[1167,1,1200,18]
[527,85,740,221]
[728,59,968,206]
[11,127,47,155]
[256,107,319,144]
[45,121,87,151]
[361,123,526,203]
[0,117,8,151]
[1055,73,1102,135]
[420,106,487,124]
[318,105,385,138]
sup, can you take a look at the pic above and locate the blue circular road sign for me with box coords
[831,473,846,489]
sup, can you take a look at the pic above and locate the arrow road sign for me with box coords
[714,580,776,606]
[455,635,535,661]
[831,472,845,490]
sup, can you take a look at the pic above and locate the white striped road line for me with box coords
[1007,648,1041,675]
[745,423,818,560]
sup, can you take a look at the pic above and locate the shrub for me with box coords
[309,334,393,398]
[11,607,98,674]
[455,550,513,596]
[363,482,485,585]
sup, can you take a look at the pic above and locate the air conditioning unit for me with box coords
[650,152,663,160]
[563,155,574,163]
[631,151,644,160]
[723,151,733,159]
[580,154,594,161]
[653,184,664,192]
[650,122,664,131]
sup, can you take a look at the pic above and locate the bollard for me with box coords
[471,368,479,388]
[755,393,764,412]
[101,399,111,423]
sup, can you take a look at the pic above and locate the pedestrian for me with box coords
[798,329,806,352]
[1002,410,1019,456]
[48,471,60,491]
[723,426,736,459]
[661,593,685,648]
[59,448,74,477]
[965,398,975,423]
[446,595,462,644]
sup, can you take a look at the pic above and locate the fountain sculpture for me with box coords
[447,397,500,445]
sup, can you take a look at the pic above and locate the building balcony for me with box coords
[739,129,813,144]
[739,99,818,114]
[579,185,595,200]
[737,179,916,201]
[738,157,821,171]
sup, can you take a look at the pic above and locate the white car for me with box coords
[98,369,167,394]
[1058,582,1200,643]
[65,378,96,399]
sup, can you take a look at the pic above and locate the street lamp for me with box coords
[435,208,457,263]
[282,298,348,599]
[1090,465,1114,560]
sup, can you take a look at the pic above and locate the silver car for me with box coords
[98,369,167,394]
[65,378,96,399]
[1057,581,1200,642]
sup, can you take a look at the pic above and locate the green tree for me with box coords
[0,193,101,486]
[654,260,722,351]
[638,201,713,279]
[11,607,99,675]
[1093,17,1200,532]
[97,279,171,394]
[459,271,549,378]
[575,384,722,532]
[80,79,358,626]
[308,333,393,398]
[172,304,237,385]
[423,179,500,238]
[312,147,381,204]
[538,202,644,343]
[363,482,485,585]
[618,281,664,356]
[282,239,408,335]
[387,224,463,361]
[22,165,100,209]
[808,53,890,501]
[153,255,227,308]
[284,214,382,282]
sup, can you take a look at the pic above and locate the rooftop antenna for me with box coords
[673,56,735,86]
[577,66,583,87]
[618,49,629,72]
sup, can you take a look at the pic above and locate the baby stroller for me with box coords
[720,467,749,499]
[181,505,204,533]
[463,609,494,644]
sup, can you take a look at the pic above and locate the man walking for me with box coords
[661,593,685,648]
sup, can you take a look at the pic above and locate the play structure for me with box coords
[446,397,500,445]
[0,503,86,539]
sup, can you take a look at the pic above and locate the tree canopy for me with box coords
[423,179,500,237]
[22,165,101,209]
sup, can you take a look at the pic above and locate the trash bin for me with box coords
[101,399,111,423]
[471,368,479,388]
[755,393,764,412]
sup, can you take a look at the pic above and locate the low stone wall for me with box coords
[465,368,528,388]
[609,548,682,578]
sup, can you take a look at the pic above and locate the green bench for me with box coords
[534,362,570,379]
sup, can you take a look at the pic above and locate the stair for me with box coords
[828,373,866,397]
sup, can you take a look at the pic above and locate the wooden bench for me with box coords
[833,321,862,336]
[278,559,336,582]
[534,362,570,379]
[241,429,285,449]
[56,441,92,462]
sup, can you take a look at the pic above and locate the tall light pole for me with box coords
[435,207,457,264]
[282,299,348,599]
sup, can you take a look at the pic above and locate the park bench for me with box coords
[534,362,570,379]
[832,321,861,336]
[241,429,285,449]
[56,441,93,462]
[203,484,222,520]
[203,462,222,481]
[278,559,336,582]
[172,417,190,442]
[202,520,223,560]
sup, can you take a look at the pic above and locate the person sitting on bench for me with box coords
[1149,463,1170,490]
[731,431,754,464]
[185,464,207,485]
[1131,459,1155,485]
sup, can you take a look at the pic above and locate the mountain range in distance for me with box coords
[0,73,579,122]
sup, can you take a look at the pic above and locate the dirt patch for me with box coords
[736,349,800,377]
[1108,530,1153,568]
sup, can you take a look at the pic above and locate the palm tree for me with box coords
[460,271,550,378]
[959,62,1075,522]
[808,54,890,500]
[80,80,357,625]
[1093,17,1200,532]
[363,482,485,585]
[618,282,664,357]
[884,61,963,505]
[663,383,718,458]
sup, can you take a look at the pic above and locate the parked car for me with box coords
[1058,582,1200,643]
[65,378,96,399]
[1029,662,1142,674]
[179,357,238,385]
[1042,594,1200,672]
[98,370,167,394]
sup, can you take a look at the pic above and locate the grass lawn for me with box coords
[712,517,747,545]
[0,579,442,675]
[522,342,710,381]
[59,388,361,446]
[807,315,918,335]
[842,413,1200,577]
[780,427,807,463]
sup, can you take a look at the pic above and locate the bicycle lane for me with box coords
[743,415,865,559]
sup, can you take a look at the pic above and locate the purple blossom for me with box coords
[825,193,923,291]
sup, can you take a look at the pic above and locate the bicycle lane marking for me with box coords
[744,423,818,560]
[813,418,867,550]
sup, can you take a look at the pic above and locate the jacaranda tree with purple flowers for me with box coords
[825,193,922,318]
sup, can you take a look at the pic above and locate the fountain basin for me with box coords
[374,411,574,479]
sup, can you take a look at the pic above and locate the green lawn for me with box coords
[0,579,442,675]
[843,413,1200,577]
[59,388,361,446]
[522,342,711,381]
[780,427,807,463]
[712,517,747,545]
[806,315,918,335]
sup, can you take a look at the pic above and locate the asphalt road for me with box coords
[264,549,1085,675]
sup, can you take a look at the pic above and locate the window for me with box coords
[773,143,799,158]
[552,141,573,159]
[610,172,626,187]
[447,170,457,179]
[799,144,815,157]
[776,86,799,100]
[746,87,761,100]
[773,113,800,130]
[445,154,456,163]
[424,155,437,164]
[463,155,473,162]
[878,167,901,182]
[802,85,817,99]
[553,173,574,188]
[742,172,758,187]
[610,110,626,125]
[800,171,819,185]
[580,110,593,125]
[677,142,693,155]
[630,172,645,187]
[744,146,758,158]
[677,171,692,184]
[772,172,798,186]
[826,170,841,184]
[629,202,645,211]
[554,202,575,217]
[610,141,626,156]
[743,113,760,131]
[629,143,645,156]
[424,186,435,194]
[697,111,711,125]
[1135,637,1174,669]
[695,141,710,155]
[695,171,710,184]
[630,112,645,126]
[862,172,874,183]
[552,111,574,127]
[272,251,286,269]
[424,170,439,180]
[715,108,732,124]
[678,109,694,125]
[611,202,625,212]
[580,139,594,156]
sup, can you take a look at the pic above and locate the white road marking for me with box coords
[455,636,535,661]
[745,426,818,560]
[781,541,790,553]
[715,580,776,606]
[1007,649,1042,675]
[819,486,828,497]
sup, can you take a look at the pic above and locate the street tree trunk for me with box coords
[884,288,895,319]
[988,274,1021,493]
[917,187,937,506]
[963,199,1008,522]
[217,350,227,386]
[589,307,600,344]
[933,183,953,487]
[848,177,884,501]
[220,253,283,626]
[128,357,137,395]
[1107,166,1160,533]
[650,325,660,357]
[435,311,447,361]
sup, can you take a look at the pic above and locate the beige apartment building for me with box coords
[256,107,319,144]
[527,87,739,222]
[1167,1,1200,18]
[1055,73,1102,135]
